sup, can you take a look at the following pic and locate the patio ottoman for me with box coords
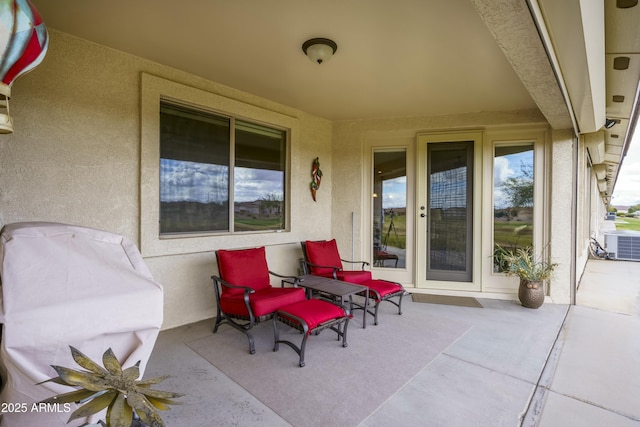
[273,299,349,367]
[358,279,406,325]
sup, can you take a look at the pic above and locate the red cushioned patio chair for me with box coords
[212,246,306,354]
[301,239,406,325]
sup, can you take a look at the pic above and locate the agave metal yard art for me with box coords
[38,346,182,427]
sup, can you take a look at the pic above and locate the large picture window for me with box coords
[141,73,298,256]
[159,101,286,235]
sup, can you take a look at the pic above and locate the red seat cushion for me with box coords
[336,270,372,284]
[221,287,306,317]
[375,251,398,260]
[278,299,346,334]
[362,279,403,301]
[304,239,343,276]
[217,247,271,295]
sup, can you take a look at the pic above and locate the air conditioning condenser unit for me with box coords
[604,230,640,261]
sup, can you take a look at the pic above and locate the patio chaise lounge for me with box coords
[301,239,407,325]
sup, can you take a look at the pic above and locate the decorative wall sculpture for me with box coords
[310,157,323,201]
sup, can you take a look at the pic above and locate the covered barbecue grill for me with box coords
[0,222,163,426]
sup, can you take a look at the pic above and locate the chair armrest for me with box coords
[302,260,342,274]
[301,260,343,280]
[211,275,256,294]
[211,275,257,324]
[269,270,303,287]
[340,259,370,270]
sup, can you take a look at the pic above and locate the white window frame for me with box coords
[141,73,298,257]
[363,134,415,286]
[481,128,547,293]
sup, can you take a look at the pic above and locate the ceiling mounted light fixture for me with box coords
[617,0,638,8]
[302,38,337,64]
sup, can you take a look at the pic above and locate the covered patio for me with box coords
[1,1,640,425]
[0,0,633,327]
[144,256,639,426]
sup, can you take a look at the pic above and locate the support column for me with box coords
[549,129,576,304]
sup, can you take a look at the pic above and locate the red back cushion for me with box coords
[304,239,343,275]
[217,247,271,295]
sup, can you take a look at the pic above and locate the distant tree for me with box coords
[259,192,283,216]
[501,163,533,208]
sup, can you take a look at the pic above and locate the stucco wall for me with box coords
[549,129,575,304]
[0,30,333,329]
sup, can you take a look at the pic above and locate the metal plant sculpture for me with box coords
[38,346,182,427]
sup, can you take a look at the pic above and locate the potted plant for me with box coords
[492,244,513,273]
[38,346,182,427]
[500,246,557,309]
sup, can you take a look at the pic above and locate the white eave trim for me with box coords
[531,0,606,134]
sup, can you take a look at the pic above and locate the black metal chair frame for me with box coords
[300,241,406,325]
[360,285,405,325]
[273,304,349,367]
[211,271,302,355]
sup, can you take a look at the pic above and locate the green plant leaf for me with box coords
[36,376,70,386]
[70,346,109,376]
[67,389,117,422]
[127,392,165,427]
[500,245,556,281]
[145,395,179,411]
[102,348,123,376]
[136,375,171,386]
[122,361,141,381]
[38,388,98,404]
[138,388,184,400]
[107,393,134,427]
[50,366,106,391]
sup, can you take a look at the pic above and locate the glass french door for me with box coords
[365,138,414,286]
[417,132,481,289]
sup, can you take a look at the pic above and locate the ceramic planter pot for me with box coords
[518,279,545,309]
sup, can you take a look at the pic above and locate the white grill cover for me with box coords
[0,222,163,426]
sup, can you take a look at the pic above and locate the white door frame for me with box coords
[480,128,548,293]
[363,132,415,286]
[416,131,483,291]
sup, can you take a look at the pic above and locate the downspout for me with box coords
[351,211,355,265]
[570,134,578,305]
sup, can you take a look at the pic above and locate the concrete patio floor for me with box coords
[145,258,640,426]
[526,258,640,427]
